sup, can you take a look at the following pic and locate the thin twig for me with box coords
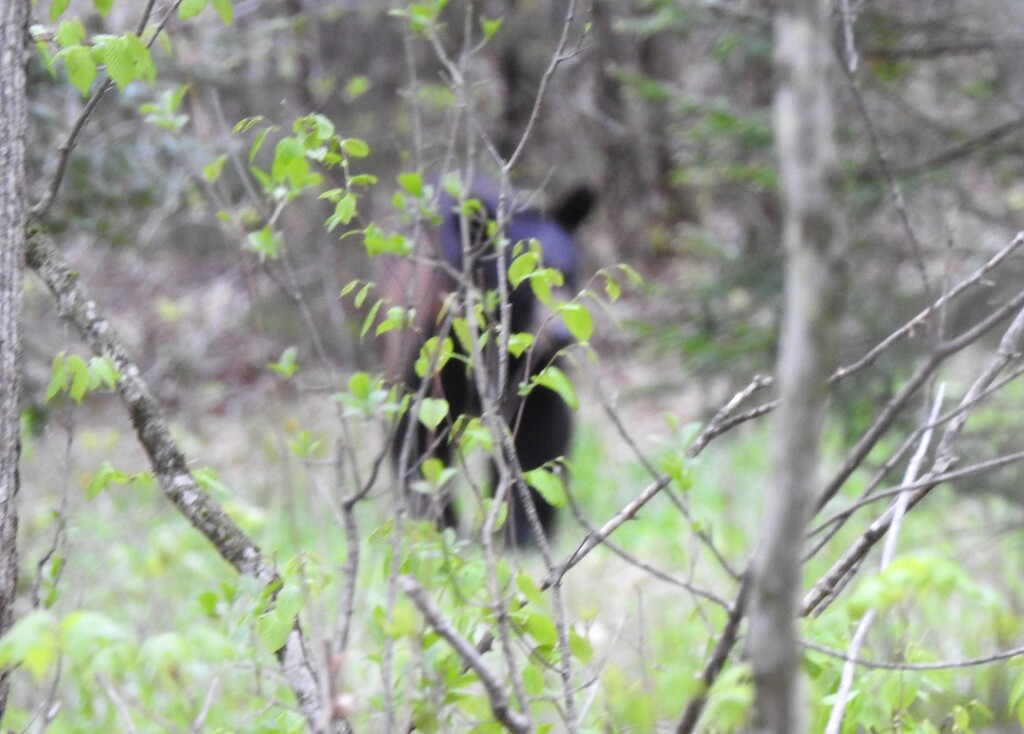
[817,280,1024,513]
[805,639,1024,671]
[29,0,176,220]
[673,576,750,734]
[812,446,1024,536]
[804,304,1024,617]
[400,576,530,734]
[824,386,944,734]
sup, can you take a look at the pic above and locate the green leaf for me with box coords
[287,430,322,458]
[257,610,293,653]
[35,41,56,76]
[507,332,533,357]
[210,0,233,25]
[480,16,502,41]
[522,665,544,695]
[419,457,456,486]
[0,610,59,681]
[169,84,189,110]
[352,281,373,308]
[64,46,97,96]
[88,356,119,390]
[529,267,563,307]
[267,346,299,377]
[375,306,407,336]
[455,416,492,453]
[516,572,545,608]
[345,75,370,100]
[348,371,371,398]
[86,461,129,499]
[56,19,86,48]
[271,136,309,186]
[122,33,155,85]
[522,611,557,647]
[234,115,265,134]
[523,468,567,507]
[524,365,577,410]
[568,625,593,663]
[178,0,207,21]
[66,354,89,403]
[98,36,132,90]
[49,0,71,22]
[203,154,228,182]
[363,224,411,256]
[359,299,383,338]
[326,193,357,230]
[341,138,370,158]
[93,0,114,17]
[508,252,538,288]
[349,173,378,188]
[415,336,454,378]
[398,171,424,197]
[259,579,305,652]
[452,318,473,353]
[418,398,450,431]
[249,126,273,162]
[618,262,643,285]
[558,302,592,342]
[247,225,281,259]
[602,271,621,301]
[45,353,67,403]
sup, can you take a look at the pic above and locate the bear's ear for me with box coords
[551,185,596,232]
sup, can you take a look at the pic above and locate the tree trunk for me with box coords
[0,0,27,719]
[747,1,846,731]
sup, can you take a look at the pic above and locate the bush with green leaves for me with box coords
[8,1,1024,733]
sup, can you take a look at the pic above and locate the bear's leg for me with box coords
[501,384,573,546]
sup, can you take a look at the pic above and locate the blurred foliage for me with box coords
[10,0,1024,731]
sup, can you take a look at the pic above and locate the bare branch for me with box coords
[803,304,1024,617]
[673,577,751,734]
[400,576,530,734]
[824,386,944,734]
[831,231,1024,382]
[804,639,1024,671]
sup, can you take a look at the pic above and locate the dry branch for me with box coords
[399,575,530,734]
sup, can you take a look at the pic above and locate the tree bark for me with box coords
[746,1,846,731]
[0,0,27,719]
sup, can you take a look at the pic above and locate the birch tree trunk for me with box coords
[747,0,846,731]
[0,0,27,719]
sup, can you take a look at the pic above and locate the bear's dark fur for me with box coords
[383,179,594,545]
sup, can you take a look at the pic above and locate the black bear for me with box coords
[382,178,594,545]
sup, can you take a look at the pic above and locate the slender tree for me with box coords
[747,0,846,730]
[0,0,27,719]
